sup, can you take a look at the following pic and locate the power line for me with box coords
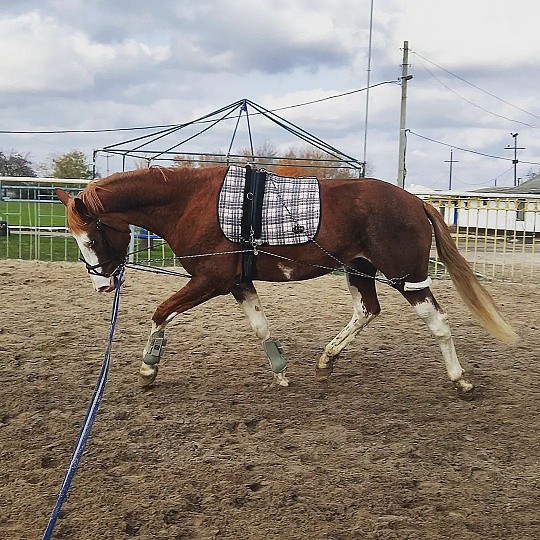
[455,165,513,187]
[407,129,540,165]
[414,50,540,124]
[273,80,398,112]
[0,80,399,135]
[414,56,538,128]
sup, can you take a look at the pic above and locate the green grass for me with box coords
[0,200,67,228]
[0,232,177,264]
[0,233,79,261]
[0,200,179,264]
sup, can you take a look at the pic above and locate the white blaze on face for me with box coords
[74,232,114,291]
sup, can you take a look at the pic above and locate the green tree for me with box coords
[0,151,36,177]
[51,150,93,179]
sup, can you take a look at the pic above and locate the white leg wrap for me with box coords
[404,276,432,291]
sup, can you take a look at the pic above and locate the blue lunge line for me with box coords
[42,267,125,540]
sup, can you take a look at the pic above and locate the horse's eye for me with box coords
[84,240,95,248]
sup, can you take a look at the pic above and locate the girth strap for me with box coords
[240,165,267,282]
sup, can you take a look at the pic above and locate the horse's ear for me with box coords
[55,188,71,206]
[73,197,92,220]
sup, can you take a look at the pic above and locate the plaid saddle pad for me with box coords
[218,165,321,245]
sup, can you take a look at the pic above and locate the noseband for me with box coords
[80,219,130,278]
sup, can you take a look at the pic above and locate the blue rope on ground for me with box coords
[42,267,125,540]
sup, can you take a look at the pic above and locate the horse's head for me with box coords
[56,188,130,292]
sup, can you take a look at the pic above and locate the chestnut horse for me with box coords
[56,165,517,398]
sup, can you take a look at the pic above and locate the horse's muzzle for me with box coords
[97,284,116,293]
[93,272,125,293]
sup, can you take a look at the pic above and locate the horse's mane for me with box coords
[78,168,151,216]
[80,183,106,213]
[68,166,226,233]
[65,179,110,234]
[67,176,118,233]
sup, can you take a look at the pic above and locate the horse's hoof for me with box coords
[273,371,290,387]
[454,377,476,400]
[315,361,335,381]
[138,364,159,388]
[315,366,331,381]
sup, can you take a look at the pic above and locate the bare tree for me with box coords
[274,147,362,179]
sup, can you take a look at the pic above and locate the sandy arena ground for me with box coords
[1,260,539,539]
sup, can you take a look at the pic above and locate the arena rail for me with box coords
[0,176,176,267]
[1,177,539,282]
[413,190,540,282]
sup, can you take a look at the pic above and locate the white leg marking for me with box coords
[413,299,464,381]
[165,312,179,324]
[235,286,289,386]
[317,277,378,369]
[237,290,270,341]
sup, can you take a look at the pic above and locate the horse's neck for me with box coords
[95,170,178,225]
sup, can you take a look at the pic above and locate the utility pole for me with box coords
[444,149,459,190]
[504,133,525,187]
[397,41,412,188]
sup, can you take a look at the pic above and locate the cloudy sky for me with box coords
[1,0,539,190]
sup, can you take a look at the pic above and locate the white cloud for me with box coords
[395,0,540,68]
[0,11,169,92]
[0,0,539,189]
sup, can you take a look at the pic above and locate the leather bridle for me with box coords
[79,218,130,278]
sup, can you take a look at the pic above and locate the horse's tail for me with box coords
[423,202,518,344]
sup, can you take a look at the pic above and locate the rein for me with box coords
[42,265,125,540]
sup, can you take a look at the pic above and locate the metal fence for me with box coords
[0,177,176,267]
[415,190,540,282]
[1,177,539,282]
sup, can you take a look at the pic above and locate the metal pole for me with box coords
[512,133,518,187]
[444,149,459,190]
[397,41,411,188]
[505,133,524,187]
[92,150,97,180]
[362,0,374,174]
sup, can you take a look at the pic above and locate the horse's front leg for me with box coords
[231,281,289,387]
[138,277,225,387]
[139,320,170,386]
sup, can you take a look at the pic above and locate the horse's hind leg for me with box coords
[316,263,381,380]
[231,281,289,387]
[402,288,475,398]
